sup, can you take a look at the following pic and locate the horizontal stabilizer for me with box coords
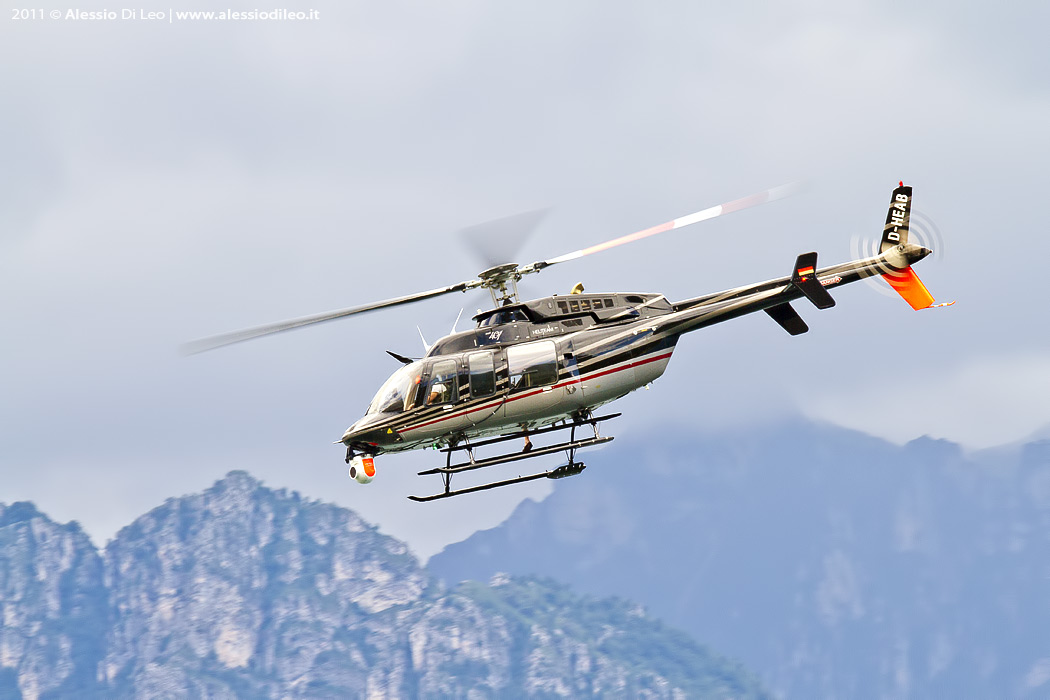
[386,350,415,365]
[792,252,836,309]
[882,267,935,310]
[765,302,809,335]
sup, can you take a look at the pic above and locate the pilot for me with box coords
[427,380,448,405]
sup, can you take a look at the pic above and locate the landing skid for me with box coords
[408,412,616,502]
[408,463,587,502]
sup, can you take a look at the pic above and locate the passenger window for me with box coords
[507,341,558,391]
[426,359,457,405]
[468,352,495,397]
[569,300,580,313]
[580,299,591,311]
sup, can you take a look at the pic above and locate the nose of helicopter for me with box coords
[338,415,398,447]
[339,419,367,446]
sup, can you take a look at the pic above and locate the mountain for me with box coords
[0,472,766,699]
[429,420,1050,699]
[0,503,109,699]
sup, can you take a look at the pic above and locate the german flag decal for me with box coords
[797,265,814,277]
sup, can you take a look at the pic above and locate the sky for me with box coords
[2,1,1049,560]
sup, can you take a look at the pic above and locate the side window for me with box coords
[507,341,558,391]
[468,352,495,397]
[426,359,457,405]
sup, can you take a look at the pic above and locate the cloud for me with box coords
[807,354,1050,448]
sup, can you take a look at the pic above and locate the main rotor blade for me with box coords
[183,280,478,355]
[531,183,800,269]
[460,207,550,270]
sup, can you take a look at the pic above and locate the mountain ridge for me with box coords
[0,470,766,699]
[430,419,1050,699]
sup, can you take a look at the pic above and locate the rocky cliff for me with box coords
[0,503,108,699]
[0,472,765,699]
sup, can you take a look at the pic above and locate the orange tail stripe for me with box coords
[882,267,934,310]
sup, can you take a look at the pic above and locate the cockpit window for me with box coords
[477,309,528,327]
[366,362,423,415]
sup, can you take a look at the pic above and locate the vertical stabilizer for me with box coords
[878,182,953,310]
[881,183,912,253]
[883,267,935,310]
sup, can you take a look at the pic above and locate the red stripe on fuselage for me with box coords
[402,351,674,433]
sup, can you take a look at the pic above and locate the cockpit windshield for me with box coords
[366,361,424,415]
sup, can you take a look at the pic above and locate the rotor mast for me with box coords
[478,263,524,306]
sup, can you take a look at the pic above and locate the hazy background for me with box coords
[2,0,1048,558]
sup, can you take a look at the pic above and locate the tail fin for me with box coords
[883,267,934,310]
[881,182,912,253]
[878,182,954,310]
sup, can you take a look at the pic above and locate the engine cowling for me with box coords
[348,455,376,484]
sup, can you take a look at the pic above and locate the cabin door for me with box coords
[502,340,561,425]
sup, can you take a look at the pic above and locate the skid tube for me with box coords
[408,411,615,502]
[438,413,621,454]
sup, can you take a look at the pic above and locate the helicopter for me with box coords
[187,182,950,501]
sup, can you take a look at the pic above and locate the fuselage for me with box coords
[341,241,932,455]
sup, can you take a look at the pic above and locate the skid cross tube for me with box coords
[438,413,621,453]
[419,436,613,476]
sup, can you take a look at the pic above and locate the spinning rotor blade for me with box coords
[529,183,800,270]
[460,208,550,270]
[183,280,478,355]
[186,184,797,355]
